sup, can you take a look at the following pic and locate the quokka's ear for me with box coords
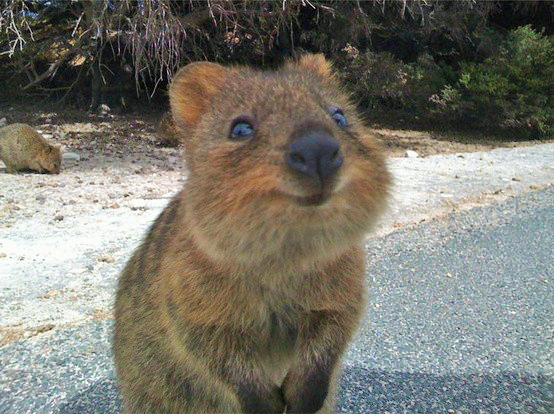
[287,53,334,81]
[169,62,228,131]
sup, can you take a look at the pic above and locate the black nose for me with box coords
[286,130,343,182]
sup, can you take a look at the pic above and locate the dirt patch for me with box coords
[0,102,168,174]
[373,127,551,158]
[1,102,550,163]
[0,324,55,346]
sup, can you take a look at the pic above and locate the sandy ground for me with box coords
[0,114,553,345]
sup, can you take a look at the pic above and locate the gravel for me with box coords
[341,187,553,413]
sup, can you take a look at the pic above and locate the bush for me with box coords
[337,46,449,112]
[439,25,554,137]
[337,47,408,110]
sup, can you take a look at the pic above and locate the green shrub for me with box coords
[404,53,452,109]
[337,47,408,110]
[445,26,553,137]
[338,46,449,112]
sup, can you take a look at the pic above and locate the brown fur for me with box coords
[157,112,181,147]
[114,54,391,414]
[0,123,61,174]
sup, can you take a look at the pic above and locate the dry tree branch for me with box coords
[22,37,88,90]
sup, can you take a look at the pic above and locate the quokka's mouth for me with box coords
[293,192,331,207]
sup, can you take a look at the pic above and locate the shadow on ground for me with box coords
[57,377,121,414]
[56,368,554,414]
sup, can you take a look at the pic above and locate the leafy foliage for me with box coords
[0,1,552,137]
[436,26,553,137]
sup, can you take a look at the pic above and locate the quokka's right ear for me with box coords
[169,62,228,131]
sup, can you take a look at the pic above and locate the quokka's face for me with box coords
[39,146,62,174]
[170,55,390,260]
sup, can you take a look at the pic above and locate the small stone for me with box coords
[53,214,64,221]
[0,253,6,258]
[97,104,111,115]
[36,194,47,202]
[0,117,6,127]
[41,133,53,140]
[130,206,148,211]
[512,176,521,182]
[38,290,58,299]
[405,150,419,158]
[62,152,81,162]
[530,184,539,190]
[97,254,115,263]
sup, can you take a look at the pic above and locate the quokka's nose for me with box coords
[286,130,343,182]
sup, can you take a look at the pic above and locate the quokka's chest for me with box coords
[257,309,302,385]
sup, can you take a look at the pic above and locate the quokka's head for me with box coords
[38,144,62,174]
[169,54,390,267]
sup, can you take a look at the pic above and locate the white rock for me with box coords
[405,150,419,158]
[97,104,111,115]
[62,152,81,162]
[41,133,53,140]
[0,117,7,127]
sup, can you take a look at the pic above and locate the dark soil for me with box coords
[0,102,550,160]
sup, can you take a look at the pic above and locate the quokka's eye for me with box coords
[229,118,254,141]
[331,109,348,127]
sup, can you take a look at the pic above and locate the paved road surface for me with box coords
[1,188,553,414]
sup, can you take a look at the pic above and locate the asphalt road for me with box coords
[1,188,553,414]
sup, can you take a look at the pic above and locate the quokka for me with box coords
[114,54,390,414]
